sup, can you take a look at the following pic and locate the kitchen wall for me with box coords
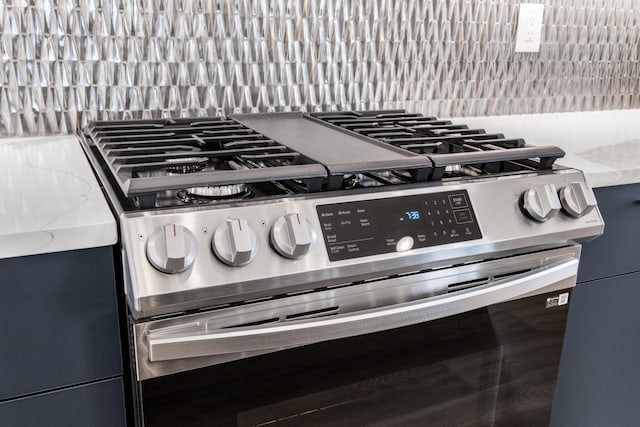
[1,0,638,136]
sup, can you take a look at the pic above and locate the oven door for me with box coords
[133,245,580,426]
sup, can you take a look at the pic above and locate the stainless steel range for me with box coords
[79,111,603,426]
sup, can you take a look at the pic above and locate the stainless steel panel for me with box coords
[121,168,603,318]
[134,244,581,379]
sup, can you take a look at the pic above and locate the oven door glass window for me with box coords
[139,290,570,427]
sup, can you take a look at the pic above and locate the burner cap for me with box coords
[177,184,251,204]
[165,157,208,174]
[341,174,360,189]
[187,184,247,198]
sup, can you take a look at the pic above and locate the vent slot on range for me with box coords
[221,306,340,329]
[284,306,340,321]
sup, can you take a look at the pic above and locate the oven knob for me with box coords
[271,213,317,259]
[212,218,258,266]
[146,224,198,274]
[559,182,597,217]
[522,184,561,222]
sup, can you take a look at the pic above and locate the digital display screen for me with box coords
[316,190,482,261]
[404,211,420,220]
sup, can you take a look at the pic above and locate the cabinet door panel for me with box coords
[552,271,640,427]
[0,247,122,400]
[578,183,640,282]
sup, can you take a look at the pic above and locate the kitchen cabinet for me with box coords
[551,183,640,426]
[551,271,640,426]
[0,378,126,426]
[0,246,126,424]
[576,183,640,282]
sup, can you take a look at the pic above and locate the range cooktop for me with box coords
[79,110,565,211]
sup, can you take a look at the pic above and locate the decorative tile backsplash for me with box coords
[1,0,638,136]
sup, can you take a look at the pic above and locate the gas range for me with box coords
[79,110,601,322]
[79,110,605,426]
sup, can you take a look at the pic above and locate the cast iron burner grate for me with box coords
[81,117,328,209]
[309,110,565,179]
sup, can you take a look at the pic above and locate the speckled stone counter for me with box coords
[0,135,117,259]
[455,109,640,188]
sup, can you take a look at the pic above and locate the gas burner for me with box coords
[177,184,251,204]
[185,184,248,198]
[165,157,208,174]
[340,174,361,189]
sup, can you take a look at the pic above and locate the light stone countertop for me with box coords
[454,109,640,188]
[0,135,117,259]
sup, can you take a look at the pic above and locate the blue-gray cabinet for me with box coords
[0,378,126,427]
[552,183,640,427]
[0,246,126,425]
[576,183,640,282]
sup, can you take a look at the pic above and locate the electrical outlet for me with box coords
[515,3,544,53]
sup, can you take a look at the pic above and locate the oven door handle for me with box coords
[147,257,578,362]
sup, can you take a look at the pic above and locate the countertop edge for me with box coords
[0,135,118,260]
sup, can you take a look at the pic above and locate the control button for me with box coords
[448,194,468,209]
[271,213,317,259]
[212,218,258,266]
[396,236,414,252]
[560,182,597,217]
[454,209,474,224]
[146,224,198,274]
[523,184,561,222]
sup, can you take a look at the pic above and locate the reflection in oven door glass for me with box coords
[140,290,569,427]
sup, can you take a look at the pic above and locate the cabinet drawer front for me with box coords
[0,247,122,400]
[0,378,126,427]
[578,183,640,282]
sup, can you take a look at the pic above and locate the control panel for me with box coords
[142,183,598,275]
[125,169,604,318]
[316,190,483,261]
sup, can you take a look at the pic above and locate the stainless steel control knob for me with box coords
[271,213,317,259]
[212,218,258,266]
[559,182,597,217]
[146,224,198,274]
[523,184,561,222]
